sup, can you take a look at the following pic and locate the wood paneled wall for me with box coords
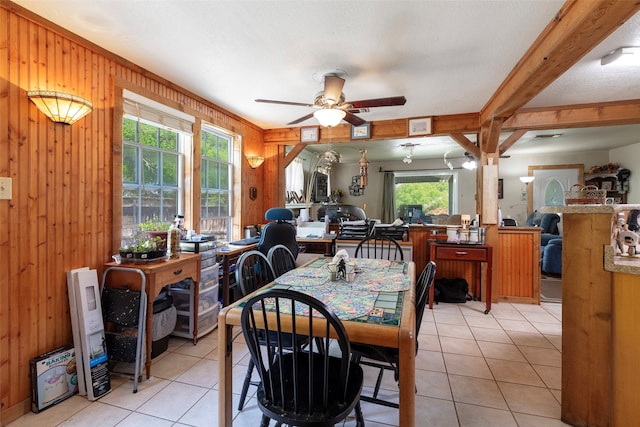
[0,4,264,422]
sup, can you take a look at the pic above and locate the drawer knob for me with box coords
[173,269,183,275]
[455,251,468,256]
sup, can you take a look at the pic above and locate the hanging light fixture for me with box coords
[401,142,418,164]
[246,155,265,169]
[313,108,346,127]
[462,152,477,170]
[27,90,93,125]
[359,149,369,188]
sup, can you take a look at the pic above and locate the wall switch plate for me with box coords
[0,177,12,200]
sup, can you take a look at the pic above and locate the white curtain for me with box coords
[286,158,304,194]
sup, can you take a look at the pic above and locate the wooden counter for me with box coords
[540,205,613,426]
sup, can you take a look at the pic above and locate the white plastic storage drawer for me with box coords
[198,303,219,335]
[199,284,219,313]
[174,312,192,336]
[200,264,219,290]
[170,288,191,313]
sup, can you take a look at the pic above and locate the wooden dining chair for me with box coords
[235,250,276,297]
[354,236,404,261]
[241,288,365,427]
[351,261,436,408]
[235,250,276,410]
[267,244,297,278]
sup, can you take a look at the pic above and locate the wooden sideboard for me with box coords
[413,225,540,304]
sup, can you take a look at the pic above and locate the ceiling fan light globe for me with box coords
[314,108,346,127]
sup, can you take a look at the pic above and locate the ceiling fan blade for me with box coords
[323,75,345,105]
[287,112,315,125]
[255,99,315,108]
[343,111,366,127]
[348,96,407,109]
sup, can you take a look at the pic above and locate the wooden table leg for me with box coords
[398,314,416,426]
[218,311,233,427]
[484,247,492,314]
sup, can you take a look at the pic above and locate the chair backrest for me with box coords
[539,213,560,234]
[235,250,276,297]
[257,208,299,259]
[241,289,355,423]
[415,261,436,331]
[354,236,404,261]
[267,244,297,277]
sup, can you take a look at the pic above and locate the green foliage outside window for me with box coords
[395,181,450,217]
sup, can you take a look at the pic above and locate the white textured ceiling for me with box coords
[13,0,640,162]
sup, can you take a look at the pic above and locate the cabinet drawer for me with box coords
[154,262,199,286]
[435,246,488,261]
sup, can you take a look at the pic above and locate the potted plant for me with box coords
[139,217,171,250]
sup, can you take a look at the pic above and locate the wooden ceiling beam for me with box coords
[480,0,640,126]
[263,113,480,145]
[449,133,480,158]
[499,129,529,156]
[503,99,640,130]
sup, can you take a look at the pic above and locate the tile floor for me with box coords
[9,300,570,426]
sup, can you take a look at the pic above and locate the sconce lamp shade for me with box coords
[313,108,346,127]
[246,155,265,169]
[519,176,535,183]
[27,90,93,125]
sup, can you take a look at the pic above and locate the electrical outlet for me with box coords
[0,177,12,200]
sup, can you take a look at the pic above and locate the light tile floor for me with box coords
[9,300,570,426]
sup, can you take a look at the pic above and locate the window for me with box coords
[122,116,185,237]
[200,125,233,242]
[394,171,458,223]
[121,91,194,239]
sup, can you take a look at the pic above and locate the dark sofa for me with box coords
[526,211,562,275]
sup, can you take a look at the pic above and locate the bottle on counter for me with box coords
[402,228,409,242]
[168,217,181,259]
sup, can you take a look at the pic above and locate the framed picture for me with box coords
[351,123,370,140]
[498,179,504,199]
[349,182,364,196]
[601,180,613,191]
[300,126,319,142]
[408,117,433,136]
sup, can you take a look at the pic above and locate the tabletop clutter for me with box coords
[446,214,486,244]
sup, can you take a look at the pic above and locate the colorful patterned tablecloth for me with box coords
[270,257,410,322]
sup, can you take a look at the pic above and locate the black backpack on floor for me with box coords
[434,277,471,303]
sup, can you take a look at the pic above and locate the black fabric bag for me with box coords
[434,277,470,303]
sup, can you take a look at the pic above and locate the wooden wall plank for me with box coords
[0,7,266,420]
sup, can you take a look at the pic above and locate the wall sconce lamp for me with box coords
[246,155,265,169]
[519,176,534,201]
[27,90,93,125]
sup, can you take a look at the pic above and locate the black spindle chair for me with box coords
[241,289,365,427]
[351,261,436,408]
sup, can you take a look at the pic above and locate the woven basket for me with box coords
[564,184,606,205]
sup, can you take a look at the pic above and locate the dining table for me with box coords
[217,256,417,426]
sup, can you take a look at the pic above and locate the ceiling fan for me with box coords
[255,73,406,127]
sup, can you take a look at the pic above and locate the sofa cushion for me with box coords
[539,214,560,235]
